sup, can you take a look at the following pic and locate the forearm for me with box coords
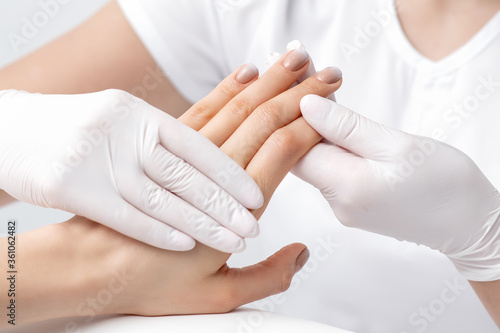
[0,1,191,117]
[0,220,120,328]
[469,280,500,327]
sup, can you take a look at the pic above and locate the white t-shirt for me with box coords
[117,0,500,332]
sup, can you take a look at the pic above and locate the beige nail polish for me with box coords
[317,67,343,84]
[283,49,310,71]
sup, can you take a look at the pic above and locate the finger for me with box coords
[291,142,365,198]
[144,144,259,238]
[286,40,317,84]
[159,114,264,209]
[246,117,323,217]
[265,52,282,71]
[200,49,311,146]
[118,172,247,253]
[215,243,309,309]
[222,67,342,168]
[180,63,259,131]
[287,40,337,102]
[100,199,196,251]
[300,95,400,158]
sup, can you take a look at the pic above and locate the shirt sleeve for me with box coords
[117,0,228,103]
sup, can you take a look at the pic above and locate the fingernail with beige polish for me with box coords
[236,63,259,84]
[317,67,343,84]
[283,49,310,72]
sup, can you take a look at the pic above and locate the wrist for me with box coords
[447,208,500,281]
[12,218,127,326]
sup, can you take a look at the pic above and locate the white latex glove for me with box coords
[0,89,263,252]
[293,95,500,281]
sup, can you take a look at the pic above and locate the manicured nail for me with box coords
[317,67,343,84]
[283,49,310,71]
[295,248,310,273]
[235,63,258,84]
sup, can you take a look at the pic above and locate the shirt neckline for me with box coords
[384,0,500,76]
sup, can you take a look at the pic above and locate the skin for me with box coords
[0,53,342,327]
[0,1,191,118]
[396,0,500,61]
[0,191,15,207]
[1,0,500,327]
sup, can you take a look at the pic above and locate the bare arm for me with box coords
[470,280,500,327]
[0,1,190,118]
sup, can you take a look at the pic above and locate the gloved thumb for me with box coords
[219,243,309,308]
[300,95,400,158]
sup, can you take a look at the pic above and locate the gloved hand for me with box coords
[293,95,500,281]
[0,89,263,252]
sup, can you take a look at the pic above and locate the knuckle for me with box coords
[269,127,302,161]
[227,98,254,121]
[197,185,223,211]
[336,112,360,143]
[159,156,196,190]
[219,80,240,99]
[141,184,169,212]
[255,100,285,128]
[188,102,214,124]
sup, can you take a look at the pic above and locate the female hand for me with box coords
[8,49,342,326]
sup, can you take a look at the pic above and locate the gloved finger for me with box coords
[118,172,246,253]
[291,142,365,199]
[100,199,196,251]
[200,49,311,147]
[159,114,264,210]
[180,63,259,131]
[246,117,323,217]
[213,243,309,311]
[144,144,259,238]
[221,67,342,169]
[300,95,401,159]
[287,40,336,101]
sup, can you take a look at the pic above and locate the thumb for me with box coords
[221,243,309,307]
[300,95,399,158]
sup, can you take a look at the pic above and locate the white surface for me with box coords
[117,0,500,332]
[3,308,354,333]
